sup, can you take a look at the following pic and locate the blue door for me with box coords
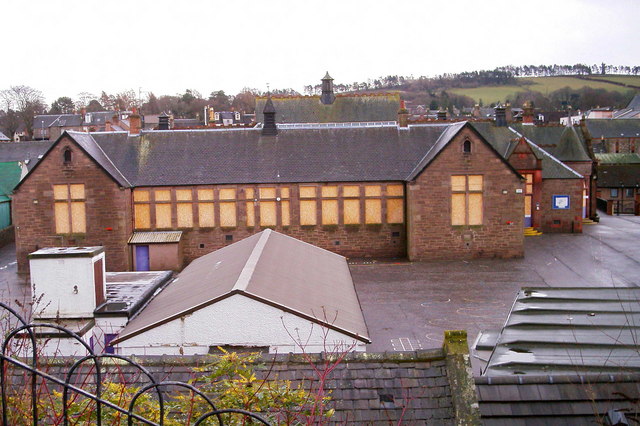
[135,245,150,271]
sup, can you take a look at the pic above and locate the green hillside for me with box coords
[450,76,640,104]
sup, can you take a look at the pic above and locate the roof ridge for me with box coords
[75,132,132,187]
[233,229,271,292]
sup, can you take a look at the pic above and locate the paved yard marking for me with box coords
[390,337,423,351]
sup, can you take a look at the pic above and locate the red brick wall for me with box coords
[407,127,524,261]
[13,135,132,273]
[540,179,584,233]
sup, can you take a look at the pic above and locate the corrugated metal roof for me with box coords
[128,231,182,244]
[483,287,640,376]
[115,229,370,344]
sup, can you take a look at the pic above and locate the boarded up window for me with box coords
[134,190,149,202]
[198,203,215,227]
[344,199,360,224]
[300,186,316,198]
[220,203,236,227]
[387,184,404,197]
[281,200,290,226]
[524,194,532,216]
[524,174,533,195]
[259,187,276,226]
[280,187,290,199]
[197,189,214,200]
[155,190,171,202]
[321,186,338,225]
[54,184,86,234]
[135,204,151,229]
[364,185,382,224]
[246,200,255,227]
[197,189,214,227]
[387,198,404,224]
[365,199,382,224]
[343,185,360,197]
[156,204,172,228]
[176,189,192,201]
[177,203,193,227]
[260,201,276,226]
[322,200,338,225]
[451,175,483,225]
[219,188,236,200]
[300,200,317,225]
[365,185,381,197]
[55,202,70,233]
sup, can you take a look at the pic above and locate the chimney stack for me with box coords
[158,113,170,130]
[494,105,507,127]
[398,100,409,127]
[437,109,447,121]
[129,107,141,135]
[262,95,278,136]
[522,101,535,125]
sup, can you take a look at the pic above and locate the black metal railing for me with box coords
[0,301,271,425]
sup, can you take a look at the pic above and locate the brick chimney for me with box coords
[105,120,112,132]
[494,105,507,127]
[437,109,447,121]
[398,100,409,127]
[158,113,170,130]
[129,107,141,135]
[522,101,535,125]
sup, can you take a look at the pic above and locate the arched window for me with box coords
[63,148,72,163]
[463,139,472,153]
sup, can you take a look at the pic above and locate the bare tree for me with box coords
[75,92,96,110]
[0,85,45,139]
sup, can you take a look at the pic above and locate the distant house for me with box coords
[595,153,640,215]
[112,229,370,355]
[33,110,135,140]
[255,73,400,124]
[613,93,640,119]
[587,118,640,154]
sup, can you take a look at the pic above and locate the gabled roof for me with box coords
[255,93,400,123]
[509,123,591,162]
[473,123,583,179]
[0,132,10,141]
[114,229,370,344]
[90,123,476,186]
[626,93,640,110]
[14,131,130,191]
[597,164,640,187]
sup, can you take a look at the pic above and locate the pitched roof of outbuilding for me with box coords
[114,229,370,344]
[0,140,52,169]
[0,132,10,141]
[597,164,640,187]
[509,123,591,162]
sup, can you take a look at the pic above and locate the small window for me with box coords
[610,188,619,197]
[625,188,634,198]
[63,148,72,163]
[463,139,472,153]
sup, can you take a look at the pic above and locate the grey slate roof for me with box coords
[477,373,640,425]
[67,131,130,187]
[595,153,640,164]
[34,114,83,128]
[115,229,370,344]
[586,119,640,138]
[255,93,401,123]
[0,140,52,170]
[509,123,591,162]
[471,123,583,179]
[482,287,640,376]
[0,131,9,141]
[88,124,469,186]
[597,164,640,187]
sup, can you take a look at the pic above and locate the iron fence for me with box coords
[0,301,271,425]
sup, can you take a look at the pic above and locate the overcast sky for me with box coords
[4,0,639,104]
